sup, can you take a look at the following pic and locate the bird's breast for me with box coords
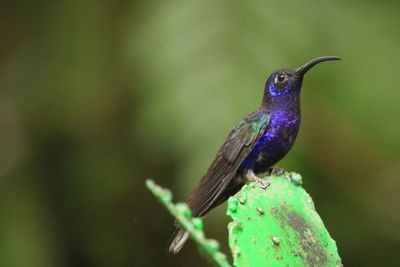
[240,110,300,173]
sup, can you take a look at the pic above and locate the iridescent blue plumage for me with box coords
[240,108,300,173]
[168,56,341,254]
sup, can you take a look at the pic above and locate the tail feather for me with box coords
[168,228,189,254]
[167,180,243,254]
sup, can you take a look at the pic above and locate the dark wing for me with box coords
[168,110,270,253]
[188,110,270,217]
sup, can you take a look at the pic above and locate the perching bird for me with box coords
[168,56,341,254]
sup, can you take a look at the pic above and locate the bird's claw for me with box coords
[245,170,270,189]
[258,180,270,189]
[268,166,285,176]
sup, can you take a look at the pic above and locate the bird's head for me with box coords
[263,56,341,106]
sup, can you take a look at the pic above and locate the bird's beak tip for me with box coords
[295,56,342,76]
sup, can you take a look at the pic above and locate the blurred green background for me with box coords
[1,0,400,266]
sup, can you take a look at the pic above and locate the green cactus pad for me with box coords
[146,180,231,267]
[227,172,342,267]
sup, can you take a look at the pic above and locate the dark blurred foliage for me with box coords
[0,0,399,266]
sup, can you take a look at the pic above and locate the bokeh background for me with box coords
[1,1,400,266]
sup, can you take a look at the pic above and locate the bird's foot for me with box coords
[245,170,270,189]
[268,166,285,176]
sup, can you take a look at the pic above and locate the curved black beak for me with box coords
[295,56,341,76]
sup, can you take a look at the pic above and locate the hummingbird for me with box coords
[168,56,341,254]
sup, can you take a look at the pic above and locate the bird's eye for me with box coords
[276,74,286,83]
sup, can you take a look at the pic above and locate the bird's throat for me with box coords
[261,92,300,114]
